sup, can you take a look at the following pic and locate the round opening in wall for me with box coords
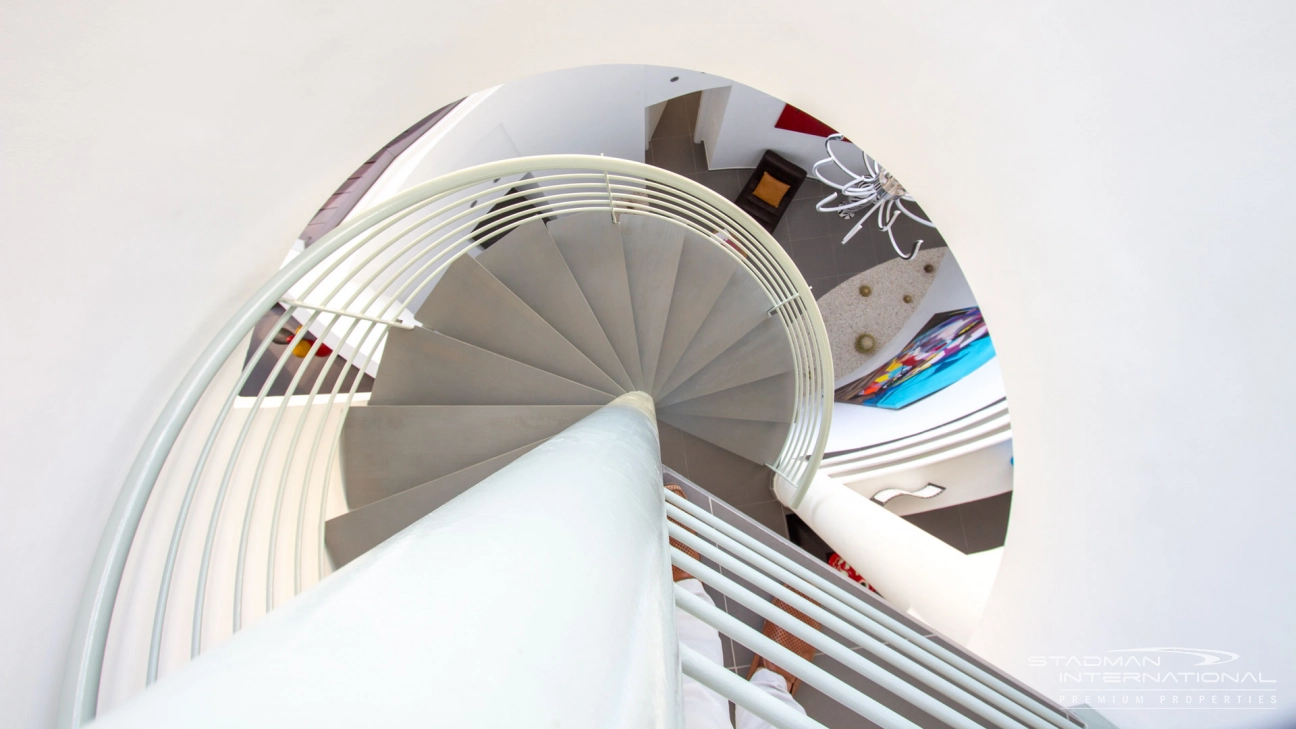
[670,76,679,82]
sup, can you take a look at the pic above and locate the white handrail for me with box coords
[60,155,833,727]
[663,489,1077,729]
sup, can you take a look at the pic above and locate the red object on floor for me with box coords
[775,104,843,139]
[828,552,879,594]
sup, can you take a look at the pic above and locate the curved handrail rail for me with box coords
[59,155,833,727]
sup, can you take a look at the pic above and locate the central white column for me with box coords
[782,472,1001,645]
[93,392,679,729]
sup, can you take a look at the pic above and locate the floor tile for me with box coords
[902,504,969,553]
[659,420,689,474]
[959,491,1013,553]
[822,207,863,243]
[677,430,774,507]
[691,141,708,173]
[788,235,838,281]
[784,197,832,241]
[833,234,876,278]
[794,177,829,201]
[736,499,790,539]
[695,169,740,201]
[650,135,699,176]
[771,213,792,247]
[808,274,844,300]
[653,92,699,139]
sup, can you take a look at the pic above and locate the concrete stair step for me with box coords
[340,404,599,510]
[416,252,621,396]
[477,219,634,392]
[548,211,644,389]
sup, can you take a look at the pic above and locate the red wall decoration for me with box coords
[774,104,843,139]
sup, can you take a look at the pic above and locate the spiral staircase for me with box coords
[64,156,1078,729]
[325,211,796,566]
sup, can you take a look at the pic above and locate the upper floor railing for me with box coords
[59,155,834,726]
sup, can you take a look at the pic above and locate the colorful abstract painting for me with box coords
[835,307,995,409]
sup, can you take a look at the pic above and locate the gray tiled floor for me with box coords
[659,421,782,531]
[902,492,1013,555]
[646,93,948,302]
[648,92,1015,633]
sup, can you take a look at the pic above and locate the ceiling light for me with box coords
[813,134,937,259]
[871,483,946,505]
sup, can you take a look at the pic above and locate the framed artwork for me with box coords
[835,307,995,409]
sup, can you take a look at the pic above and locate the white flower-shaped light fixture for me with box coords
[813,134,937,260]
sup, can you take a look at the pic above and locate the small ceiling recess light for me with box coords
[670,76,680,82]
[858,284,872,297]
[871,483,946,505]
[903,294,913,304]
[854,333,877,353]
[923,263,934,273]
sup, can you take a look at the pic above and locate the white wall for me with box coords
[701,81,870,173]
[358,64,730,205]
[848,439,1014,517]
[699,82,850,171]
[4,4,1295,729]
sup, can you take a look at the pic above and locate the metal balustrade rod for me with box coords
[664,494,1074,729]
[256,180,797,631]
[278,299,418,329]
[669,534,1039,729]
[236,316,344,630]
[599,196,824,485]
[265,316,385,612]
[229,187,600,635]
[312,328,389,582]
[766,291,803,316]
[145,309,299,684]
[164,180,577,673]
[67,156,832,727]
[58,166,456,725]
[93,393,678,729]
[601,160,619,223]
[159,187,451,670]
[549,196,823,487]
[674,586,920,729]
[614,181,797,304]
[608,174,831,495]
[614,176,824,479]
[679,644,827,729]
[227,191,818,671]
[154,178,468,671]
